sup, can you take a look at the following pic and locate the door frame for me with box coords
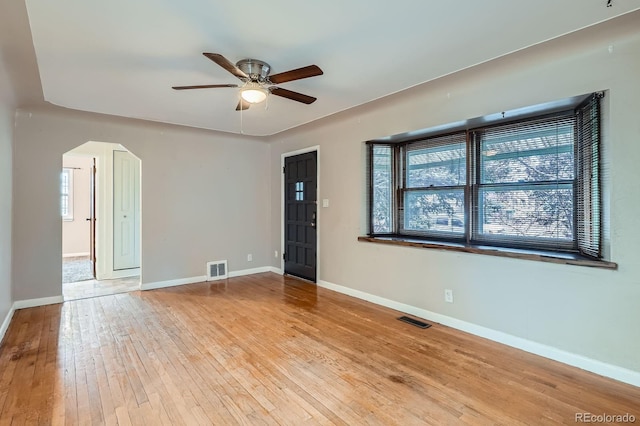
[281,146,320,281]
[89,157,97,278]
[61,154,96,279]
[63,142,141,282]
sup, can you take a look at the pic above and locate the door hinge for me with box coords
[283,165,286,174]
[282,252,286,261]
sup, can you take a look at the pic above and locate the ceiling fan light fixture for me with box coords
[240,84,268,104]
[173,53,323,110]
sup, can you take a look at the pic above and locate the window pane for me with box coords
[295,181,304,201]
[372,146,393,233]
[481,120,574,184]
[61,169,71,218]
[407,142,466,188]
[61,171,69,195]
[479,186,573,240]
[61,194,68,216]
[404,190,465,233]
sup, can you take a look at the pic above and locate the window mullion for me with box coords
[479,180,574,191]
[468,130,477,245]
[395,144,404,234]
[367,144,377,235]
[404,185,466,192]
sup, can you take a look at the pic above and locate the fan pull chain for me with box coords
[240,98,244,134]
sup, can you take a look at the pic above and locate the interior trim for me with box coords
[13,295,64,309]
[367,94,591,144]
[140,275,208,291]
[0,305,16,346]
[358,236,617,269]
[140,266,283,291]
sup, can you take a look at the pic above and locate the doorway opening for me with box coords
[62,141,142,301]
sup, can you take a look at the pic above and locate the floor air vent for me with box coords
[206,260,228,281]
[398,316,432,329]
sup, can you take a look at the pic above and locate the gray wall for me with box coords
[12,108,271,300]
[1,0,17,319]
[1,0,45,324]
[269,13,640,372]
[0,74,14,323]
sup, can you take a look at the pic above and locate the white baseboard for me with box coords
[317,279,640,388]
[0,304,16,345]
[268,267,283,275]
[63,252,90,258]
[229,266,280,278]
[140,267,282,292]
[13,295,64,310]
[140,276,207,291]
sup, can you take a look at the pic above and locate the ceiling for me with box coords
[24,0,640,137]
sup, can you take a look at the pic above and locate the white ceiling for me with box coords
[25,0,640,137]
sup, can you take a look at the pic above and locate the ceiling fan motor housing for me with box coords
[236,59,271,82]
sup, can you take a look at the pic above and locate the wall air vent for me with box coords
[206,260,228,281]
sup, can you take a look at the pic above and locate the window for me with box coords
[402,133,467,237]
[295,181,305,201]
[61,168,74,221]
[367,93,603,259]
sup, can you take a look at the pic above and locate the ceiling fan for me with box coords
[172,53,323,111]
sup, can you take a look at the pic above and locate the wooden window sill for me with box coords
[358,236,618,270]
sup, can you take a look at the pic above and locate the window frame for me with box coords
[368,144,397,235]
[366,93,603,260]
[398,132,469,243]
[61,168,74,221]
[469,112,578,252]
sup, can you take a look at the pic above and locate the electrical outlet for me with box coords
[444,289,454,303]
[274,250,278,258]
[247,254,253,262]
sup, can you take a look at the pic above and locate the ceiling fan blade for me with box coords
[172,84,238,90]
[270,87,317,104]
[268,65,323,84]
[203,53,248,80]
[236,99,251,111]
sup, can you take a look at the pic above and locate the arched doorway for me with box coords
[61,141,142,300]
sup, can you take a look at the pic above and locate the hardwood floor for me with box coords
[63,276,141,301]
[1,273,638,425]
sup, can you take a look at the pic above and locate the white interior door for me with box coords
[113,150,140,270]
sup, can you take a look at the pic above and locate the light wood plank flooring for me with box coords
[1,273,638,425]
[63,276,141,301]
